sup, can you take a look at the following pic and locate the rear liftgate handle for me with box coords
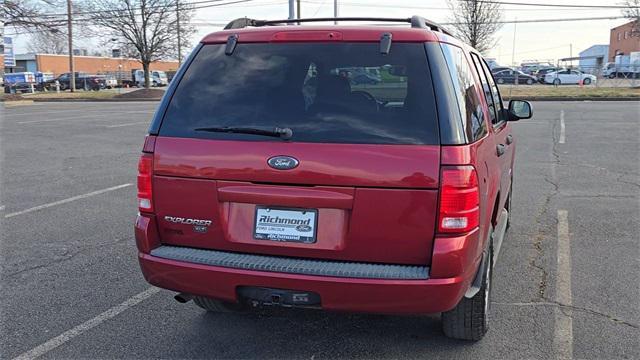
[496,144,506,157]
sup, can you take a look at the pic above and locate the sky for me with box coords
[11,0,633,66]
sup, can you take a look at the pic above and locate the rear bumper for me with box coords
[135,214,480,314]
[139,252,467,314]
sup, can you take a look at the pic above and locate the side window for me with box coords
[470,53,497,125]
[478,57,505,126]
[441,44,487,142]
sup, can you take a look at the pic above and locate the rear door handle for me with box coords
[506,134,513,145]
[497,144,506,157]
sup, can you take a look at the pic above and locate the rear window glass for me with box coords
[160,43,439,145]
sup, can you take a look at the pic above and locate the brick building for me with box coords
[609,20,640,61]
[4,53,179,78]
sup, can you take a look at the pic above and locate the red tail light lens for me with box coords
[438,166,479,233]
[137,154,153,212]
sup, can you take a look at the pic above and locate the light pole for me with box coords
[67,0,75,92]
[334,0,338,24]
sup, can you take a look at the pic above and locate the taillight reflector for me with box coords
[137,154,153,212]
[438,166,479,233]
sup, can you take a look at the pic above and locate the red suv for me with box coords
[135,16,532,341]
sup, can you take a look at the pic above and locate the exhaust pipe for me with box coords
[174,293,194,303]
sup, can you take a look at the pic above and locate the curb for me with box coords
[29,98,161,102]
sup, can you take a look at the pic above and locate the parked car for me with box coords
[134,15,532,341]
[101,75,118,89]
[132,69,169,87]
[534,67,561,83]
[3,72,36,93]
[490,66,512,74]
[520,62,553,75]
[44,72,106,91]
[493,69,537,84]
[544,69,597,85]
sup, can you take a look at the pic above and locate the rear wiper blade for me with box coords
[194,126,293,140]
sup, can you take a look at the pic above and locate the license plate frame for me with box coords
[253,206,318,244]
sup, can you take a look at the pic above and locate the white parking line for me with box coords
[4,184,131,218]
[559,110,566,144]
[12,287,160,360]
[554,209,573,359]
[105,121,149,128]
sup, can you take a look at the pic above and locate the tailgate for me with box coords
[152,137,440,265]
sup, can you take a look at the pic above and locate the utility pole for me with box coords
[177,0,182,66]
[511,18,517,67]
[288,0,295,20]
[569,43,572,58]
[296,0,301,19]
[67,0,75,92]
[334,0,338,24]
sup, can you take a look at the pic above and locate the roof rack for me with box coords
[223,16,453,36]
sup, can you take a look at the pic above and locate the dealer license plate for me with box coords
[254,207,318,244]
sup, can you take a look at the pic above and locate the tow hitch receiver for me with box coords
[238,287,321,308]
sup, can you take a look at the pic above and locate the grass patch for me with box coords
[499,85,640,99]
[17,90,119,100]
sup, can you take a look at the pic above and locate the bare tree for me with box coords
[621,0,640,36]
[84,0,195,88]
[27,30,68,54]
[3,0,60,31]
[446,0,503,54]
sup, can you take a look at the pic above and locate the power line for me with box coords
[303,0,627,12]
[7,13,630,34]
[458,0,639,9]
[12,0,258,20]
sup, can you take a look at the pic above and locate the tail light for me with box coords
[137,136,156,212]
[438,166,479,233]
[137,154,153,212]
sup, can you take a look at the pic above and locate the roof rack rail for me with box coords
[223,16,452,36]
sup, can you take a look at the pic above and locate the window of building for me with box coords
[625,31,629,39]
[618,32,622,41]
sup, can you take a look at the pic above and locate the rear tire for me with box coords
[442,229,493,341]
[583,78,591,85]
[553,79,561,86]
[193,296,247,313]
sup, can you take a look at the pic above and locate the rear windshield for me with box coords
[160,43,438,145]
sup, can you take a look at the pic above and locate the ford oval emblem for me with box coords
[268,155,299,170]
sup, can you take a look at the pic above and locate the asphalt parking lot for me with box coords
[1,101,639,359]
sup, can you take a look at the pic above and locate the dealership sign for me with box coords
[4,37,16,67]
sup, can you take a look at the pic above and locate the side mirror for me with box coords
[507,100,532,121]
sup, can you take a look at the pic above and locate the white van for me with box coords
[133,70,169,87]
